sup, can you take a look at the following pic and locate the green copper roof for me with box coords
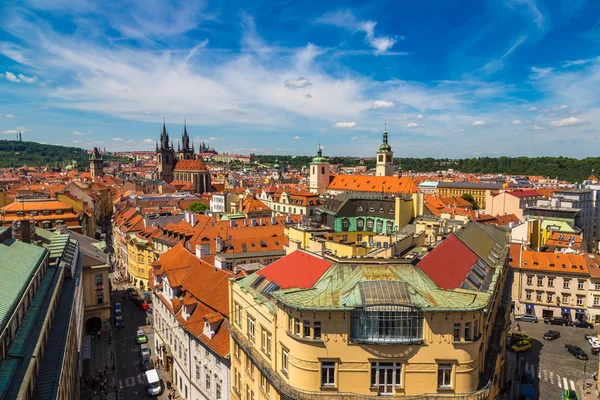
[310,146,328,164]
[0,239,47,332]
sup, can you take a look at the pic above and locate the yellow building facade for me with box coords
[229,224,509,400]
[126,232,155,290]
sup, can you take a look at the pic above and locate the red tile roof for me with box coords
[417,235,479,289]
[174,159,208,171]
[258,250,331,289]
[507,190,542,198]
[328,176,418,194]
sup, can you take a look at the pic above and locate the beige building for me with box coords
[229,223,510,400]
[510,245,590,321]
[485,190,543,220]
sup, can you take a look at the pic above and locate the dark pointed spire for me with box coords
[181,119,190,151]
[317,142,322,158]
[379,121,392,152]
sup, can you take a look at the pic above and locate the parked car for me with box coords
[585,333,597,340]
[141,355,154,371]
[512,340,532,352]
[126,288,135,294]
[545,317,570,326]
[543,330,560,341]
[589,337,600,347]
[508,332,530,346]
[136,329,148,344]
[114,309,122,318]
[144,292,153,304]
[572,320,594,329]
[144,369,162,396]
[520,371,535,400]
[591,346,600,355]
[115,316,125,329]
[565,344,588,360]
[515,314,538,323]
[140,343,151,358]
[561,389,580,400]
[115,302,121,312]
[129,291,140,301]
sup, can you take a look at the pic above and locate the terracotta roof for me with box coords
[510,248,589,275]
[174,159,208,171]
[328,175,418,194]
[258,250,331,289]
[2,199,73,212]
[418,235,479,289]
[507,190,542,198]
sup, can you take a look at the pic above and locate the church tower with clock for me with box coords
[375,123,394,177]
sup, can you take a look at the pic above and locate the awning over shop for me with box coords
[525,304,534,310]
[576,309,585,314]
[561,307,571,314]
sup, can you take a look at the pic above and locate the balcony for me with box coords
[226,321,491,400]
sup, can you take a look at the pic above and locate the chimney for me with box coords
[12,219,34,244]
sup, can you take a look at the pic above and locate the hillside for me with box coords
[256,155,600,183]
[0,140,129,170]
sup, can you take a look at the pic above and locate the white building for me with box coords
[151,243,231,400]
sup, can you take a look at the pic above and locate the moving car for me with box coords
[572,320,594,329]
[511,340,532,352]
[129,291,140,301]
[565,344,588,360]
[115,316,125,329]
[545,317,570,326]
[136,329,148,344]
[508,332,530,346]
[543,330,560,341]
[144,369,162,396]
[561,389,580,400]
[515,314,538,323]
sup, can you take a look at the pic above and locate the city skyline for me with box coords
[1,0,600,157]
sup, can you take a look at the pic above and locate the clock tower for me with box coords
[376,123,393,177]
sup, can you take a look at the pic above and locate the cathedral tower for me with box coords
[89,147,103,179]
[157,119,175,183]
[178,120,194,160]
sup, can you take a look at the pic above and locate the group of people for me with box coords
[82,366,117,400]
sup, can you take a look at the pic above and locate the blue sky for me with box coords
[1,0,600,158]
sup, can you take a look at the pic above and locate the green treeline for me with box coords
[256,155,600,183]
[0,140,131,170]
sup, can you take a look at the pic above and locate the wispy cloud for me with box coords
[406,122,419,128]
[5,114,15,118]
[512,120,522,125]
[284,77,311,90]
[333,121,357,129]
[113,137,124,141]
[549,117,587,127]
[3,71,37,83]
[316,10,400,54]
[73,130,85,136]
[472,120,486,127]
[530,66,553,78]
[142,138,154,143]
[372,100,395,109]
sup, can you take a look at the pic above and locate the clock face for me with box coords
[378,155,384,162]
[386,155,392,162]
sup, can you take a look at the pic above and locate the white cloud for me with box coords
[113,137,124,141]
[17,73,37,83]
[316,10,398,54]
[73,130,85,136]
[5,114,15,118]
[3,71,37,83]
[512,120,523,125]
[4,72,20,82]
[293,136,301,140]
[3,126,29,134]
[284,77,311,89]
[559,104,568,110]
[530,66,552,78]
[528,106,538,111]
[549,117,587,127]
[143,138,154,143]
[532,124,544,130]
[416,114,423,119]
[372,100,395,109]
[406,122,419,128]
[333,122,357,129]
[472,120,486,127]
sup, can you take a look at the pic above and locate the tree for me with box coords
[461,194,479,210]
[188,202,209,213]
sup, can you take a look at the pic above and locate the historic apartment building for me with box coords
[228,222,510,400]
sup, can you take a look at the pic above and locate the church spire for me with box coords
[379,122,392,152]
[160,118,170,149]
[317,142,322,158]
[182,119,190,151]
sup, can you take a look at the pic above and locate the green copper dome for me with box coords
[310,145,328,164]
[379,125,392,152]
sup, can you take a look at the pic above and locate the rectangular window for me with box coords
[321,361,336,387]
[537,277,543,287]
[437,364,452,388]
[536,292,543,301]
[234,368,241,394]
[314,321,321,339]
[95,273,103,285]
[195,364,200,381]
[548,278,554,287]
[564,280,570,289]
[525,291,532,300]
[261,327,271,358]
[205,366,211,389]
[595,283,600,291]
[234,342,241,360]
[246,357,255,377]
[96,292,103,305]
[216,382,222,399]
[526,276,532,286]
[234,302,242,327]
[370,362,402,394]
[577,297,584,306]
[562,295,569,304]
[579,280,585,290]
[294,319,300,336]
[464,322,471,341]
[595,297,600,306]
[453,323,461,341]
[303,321,311,338]
[261,372,270,395]
[357,234,363,242]
[547,293,554,303]
[247,316,255,343]
[282,347,289,375]
[288,315,293,332]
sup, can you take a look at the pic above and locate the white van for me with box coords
[144,369,162,396]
